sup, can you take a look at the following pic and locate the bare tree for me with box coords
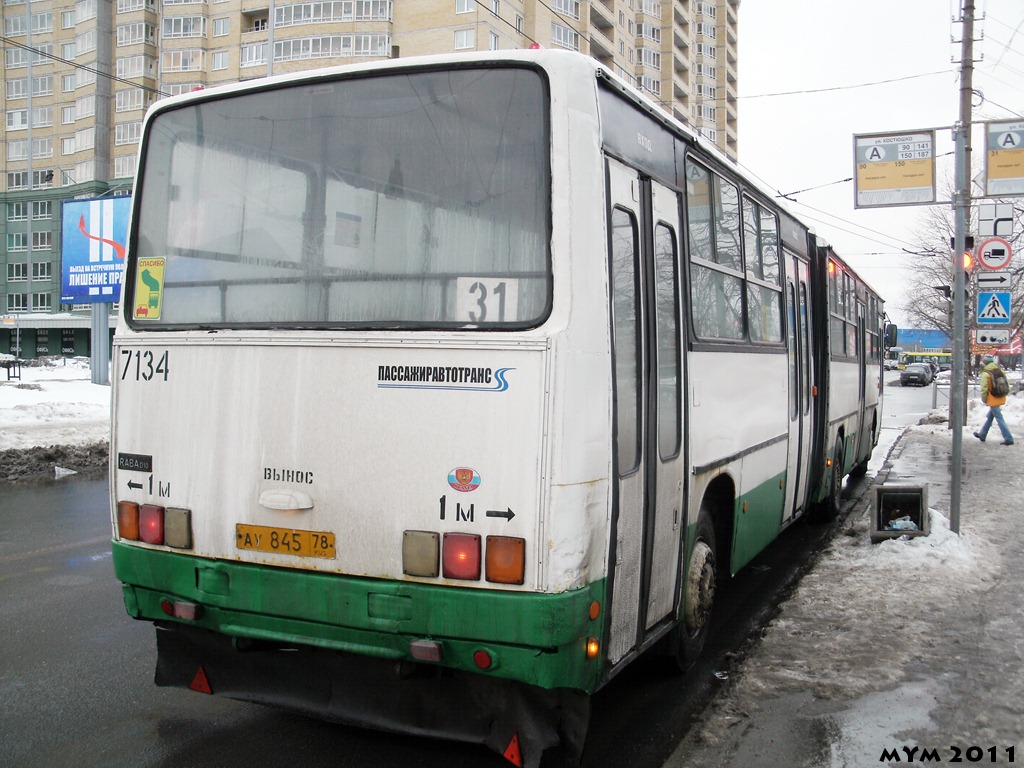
[900,198,1024,349]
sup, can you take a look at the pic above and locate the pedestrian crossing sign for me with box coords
[977,291,1011,325]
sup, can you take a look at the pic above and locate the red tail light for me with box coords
[442,533,481,580]
[139,504,165,545]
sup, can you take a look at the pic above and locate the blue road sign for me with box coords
[977,290,1011,325]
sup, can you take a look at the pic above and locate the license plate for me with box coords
[235,523,336,559]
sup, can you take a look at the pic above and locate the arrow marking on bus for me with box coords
[486,508,515,521]
[127,480,143,490]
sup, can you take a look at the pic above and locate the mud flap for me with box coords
[154,623,590,767]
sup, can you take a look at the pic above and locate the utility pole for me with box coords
[950,0,975,534]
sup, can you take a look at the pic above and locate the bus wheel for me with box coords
[813,438,845,522]
[670,510,717,672]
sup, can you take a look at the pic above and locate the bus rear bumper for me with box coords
[155,621,589,768]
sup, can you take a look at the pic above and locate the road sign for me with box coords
[978,202,1015,237]
[977,290,1011,325]
[853,130,936,208]
[984,120,1024,197]
[977,328,1011,345]
[976,270,1012,289]
[977,236,1013,271]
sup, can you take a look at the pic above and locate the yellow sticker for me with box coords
[133,257,165,319]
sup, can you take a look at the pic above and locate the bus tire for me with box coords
[669,508,717,672]
[812,438,845,523]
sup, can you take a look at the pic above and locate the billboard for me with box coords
[60,196,131,304]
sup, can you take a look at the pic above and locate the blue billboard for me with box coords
[60,196,131,304]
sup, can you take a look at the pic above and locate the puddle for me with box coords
[820,681,940,766]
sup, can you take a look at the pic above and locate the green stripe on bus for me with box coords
[730,470,787,572]
[113,541,605,692]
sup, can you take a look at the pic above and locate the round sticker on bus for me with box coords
[448,468,481,492]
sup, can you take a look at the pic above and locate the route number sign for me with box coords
[854,130,936,208]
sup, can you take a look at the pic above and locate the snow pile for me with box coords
[0,357,110,451]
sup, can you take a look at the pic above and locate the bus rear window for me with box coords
[129,66,551,329]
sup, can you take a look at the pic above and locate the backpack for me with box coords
[989,367,1010,398]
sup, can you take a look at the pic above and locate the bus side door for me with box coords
[605,158,686,664]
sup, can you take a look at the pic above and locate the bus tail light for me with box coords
[485,536,525,585]
[140,504,164,545]
[117,501,140,540]
[116,501,193,548]
[164,507,193,549]
[160,598,203,621]
[402,530,439,577]
[442,533,481,580]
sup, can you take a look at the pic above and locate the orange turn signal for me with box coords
[117,501,140,541]
[485,536,525,585]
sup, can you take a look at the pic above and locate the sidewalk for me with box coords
[666,419,1024,766]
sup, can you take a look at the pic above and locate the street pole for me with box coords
[950,0,975,535]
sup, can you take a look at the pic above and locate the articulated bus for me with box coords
[110,51,883,767]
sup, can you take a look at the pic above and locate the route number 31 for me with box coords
[456,277,519,324]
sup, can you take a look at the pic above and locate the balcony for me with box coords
[589,1,614,35]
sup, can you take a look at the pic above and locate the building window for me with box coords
[489,31,499,50]
[454,29,475,50]
[638,47,660,69]
[213,17,229,36]
[32,231,52,251]
[114,155,137,178]
[639,74,661,96]
[117,22,156,46]
[76,94,95,119]
[7,172,28,190]
[76,0,98,23]
[32,201,51,220]
[7,263,28,281]
[77,28,98,55]
[553,0,579,20]
[162,49,205,72]
[33,262,52,281]
[63,106,75,124]
[115,121,142,145]
[456,0,473,13]
[696,21,716,38]
[211,50,228,70]
[551,22,579,51]
[63,137,76,155]
[7,202,28,221]
[240,44,266,68]
[62,10,76,28]
[8,233,28,252]
[33,292,52,311]
[637,21,659,42]
[76,126,95,152]
[696,42,716,59]
[116,88,145,112]
[162,16,206,38]
[7,294,28,313]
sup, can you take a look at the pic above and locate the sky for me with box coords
[736,0,1024,328]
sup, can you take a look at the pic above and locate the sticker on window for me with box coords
[456,277,518,324]
[134,257,165,319]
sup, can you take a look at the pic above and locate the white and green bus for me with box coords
[110,50,883,767]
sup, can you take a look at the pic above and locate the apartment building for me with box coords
[1,0,738,357]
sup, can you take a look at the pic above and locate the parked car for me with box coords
[884,359,899,370]
[900,363,933,387]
